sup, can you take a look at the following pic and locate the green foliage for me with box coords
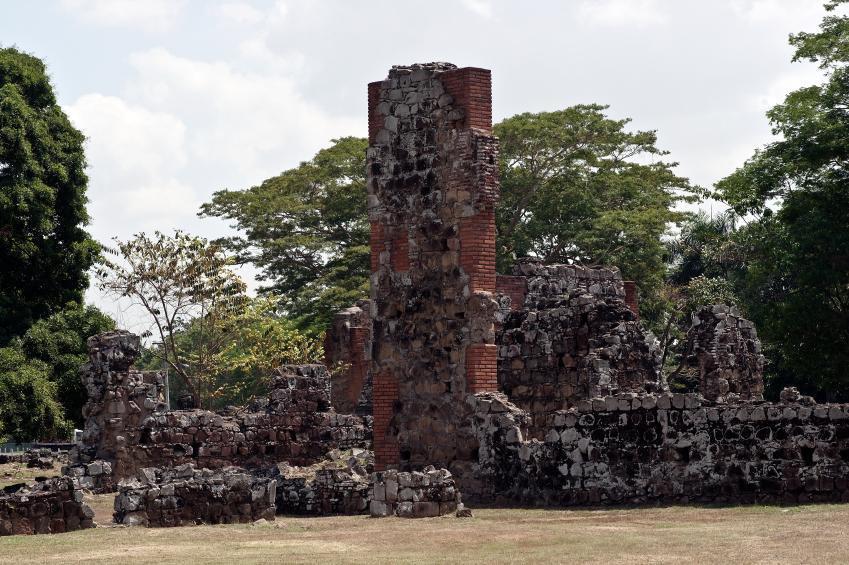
[714,2,849,400]
[202,114,695,333]
[97,231,249,407]
[200,137,370,334]
[0,347,69,442]
[165,296,324,409]
[681,276,739,318]
[17,303,115,427]
[667,211,743,286]
[494,105,697,327]
[98,232,323,409]
[0,48,98,344]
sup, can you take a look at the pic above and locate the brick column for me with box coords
[367,63,499,471]
[623,281,639,320]
[372,371,399,470]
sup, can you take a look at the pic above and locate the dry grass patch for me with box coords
[0,462,59,488]
[1,502,847,564]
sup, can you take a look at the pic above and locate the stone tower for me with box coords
[367,63,499,472]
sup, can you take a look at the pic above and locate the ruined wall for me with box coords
[76,331,167,478]
[0,477,95,536]
[275,469,371,515]
[688,304,765,402]
[367,63,500,472]
[370,467,462,518]
[325,300,373,415]
[497,261,661,434]
[470,391,849,505]
[77,332,371,483]
[114,464,276,526]
[63,459,116,493]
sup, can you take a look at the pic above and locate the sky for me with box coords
[0,0,831,331]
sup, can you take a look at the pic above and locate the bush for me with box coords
[0,348,69,442]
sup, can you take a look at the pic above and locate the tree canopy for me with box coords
[98,231,323,408]
[202,112,694,331]
[713,0,849,399]
[0,47,98,344]
[16,303,115,426]
[495,106,697,324]
[200,137,370,334]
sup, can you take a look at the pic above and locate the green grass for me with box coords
[1,497,848,564]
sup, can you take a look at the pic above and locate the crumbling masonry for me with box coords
[40,63,849,533]
[367,63,500,472]
[76,331,370,484]
[340,62,849,504]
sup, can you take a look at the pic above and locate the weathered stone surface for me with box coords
[497,259,661,435]
[0,477,94,536]
[368,63,499,471]
[469,391,849,505]
[113,464,276,527]
[73,332,371,485]
[325,300,373,416]
[688,305,765,402]
[62,459,115,493]
[264,449,373,515]
[370,466,461,517]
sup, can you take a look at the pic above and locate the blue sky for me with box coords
[1,0,829,330]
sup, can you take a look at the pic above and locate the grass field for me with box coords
[0,461,57,488]
[1,495,847,564]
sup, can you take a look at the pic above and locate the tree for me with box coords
[203,115,695,332]
[0,347,68,443]
[200,137,370,334]
[97,231,248,407]
[17,303,115,427]
[666,210,743,286]
[0,48,98,344]
[494,106,697,326]
[157,296,324,409]
[714,1,849,399]
[97,232,323,408]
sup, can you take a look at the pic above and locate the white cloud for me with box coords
[124,48,359,180]
[60,0,186,32]
[730,0,824,24]
[213,2,264,25]
[271,0,288,22]
[239,32,306,73]
[462,0,493,19]
[66,93,192,241]
[577,0,667,27]
[749,66,825,112]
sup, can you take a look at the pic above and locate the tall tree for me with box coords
[97,231,249,407]
[495,106,697,325]
[715,0,849,399]
[200,137,369,334]
[97,231,322,408]
[0,48,98,344]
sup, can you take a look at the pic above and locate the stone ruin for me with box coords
[496,259,661,437]
[8,61,849,537]
[688,304,766,402]
[325,61,849,506]
[75,331,370,483]
[370,466,464,518]
[366,62,500,475]
[0,476,95,535]
[114,464,276,527]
